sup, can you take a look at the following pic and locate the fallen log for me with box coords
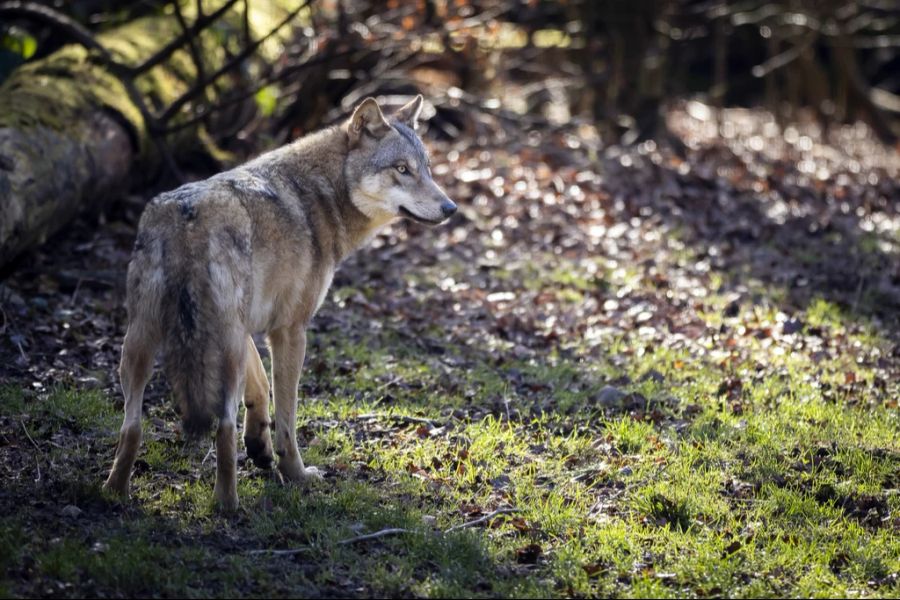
[0,1,299,268]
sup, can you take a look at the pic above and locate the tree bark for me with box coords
[0,1,292,268]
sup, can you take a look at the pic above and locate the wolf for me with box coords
[103,96,456,510]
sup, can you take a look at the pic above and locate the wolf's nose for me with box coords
[441,200,457,218]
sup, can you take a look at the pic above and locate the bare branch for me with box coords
[173,1,208,87]
[155,0,310,126]
[158,46,358,136]
[131,0,242,76]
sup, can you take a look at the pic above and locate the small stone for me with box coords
[91,541,109,553]
[422,515,437,527]
[490,474,511,490]
[618,466,633,477]
[596,386,626,406]
[76,376,102,389]
[724,299,741,317]
[641,369,665,384]
[61,505,82,519]
[782,319,804,335]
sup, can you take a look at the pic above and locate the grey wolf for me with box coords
[103,96,456,510]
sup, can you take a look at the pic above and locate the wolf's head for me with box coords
[343,96,457,226]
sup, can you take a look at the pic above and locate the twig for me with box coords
[20,419,40,453]
[356,413,439,428]
[246,546,312,556]
[68,277,83,307]
[201,442,215,466]
[21,419,42,482]
[248,508,521,556]
[751,33,817,79]
[12,333,28,362]
[337,527,411,545]
[376,375,403,391]
[247,527,412,556]
[444,507,520,534]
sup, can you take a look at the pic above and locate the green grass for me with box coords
[2,264,899,598]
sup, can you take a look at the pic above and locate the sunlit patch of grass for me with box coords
[41,387,117,432]
[283,283,900,595]
[806,297,846,330]
[140,434,193,473]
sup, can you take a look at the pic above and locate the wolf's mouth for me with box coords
[399,206,443,225]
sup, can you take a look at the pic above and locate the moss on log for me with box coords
[0,1,294,267]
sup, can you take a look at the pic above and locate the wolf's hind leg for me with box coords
[270,327,322,484]
[243,337,274,469]
[104,327,157,497]
[214,343,246,511]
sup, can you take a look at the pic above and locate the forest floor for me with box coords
[1,102,899,598]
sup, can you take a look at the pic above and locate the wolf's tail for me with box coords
[163,279,210,438]
[161,277,220,437]
[161,231,250,438]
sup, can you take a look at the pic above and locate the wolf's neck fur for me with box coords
[250,127,391,262]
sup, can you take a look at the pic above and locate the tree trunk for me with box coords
[0,1,291,268]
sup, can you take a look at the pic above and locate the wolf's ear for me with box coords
[393,94,424,129]
[347,97,391,146]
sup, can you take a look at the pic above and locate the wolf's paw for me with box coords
[214,486,239,512]
[215,496,240,513]
[300,465,324,481]
[277,459,324,485]
[102,474,130,499]
[244,432,274,470]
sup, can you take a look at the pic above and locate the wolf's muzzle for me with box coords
[440,199,457,218]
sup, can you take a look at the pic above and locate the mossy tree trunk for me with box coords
[0,1,293,268]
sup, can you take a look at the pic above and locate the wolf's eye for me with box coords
[395,164,408,174]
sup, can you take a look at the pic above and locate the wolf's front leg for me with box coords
[270,326,322,484]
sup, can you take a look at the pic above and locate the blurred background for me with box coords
[1,0,898,382]
[3,0,899,166]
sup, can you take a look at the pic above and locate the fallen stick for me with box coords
[247,507,521,555]
[337,527,412,545]
[443,507,520,534]
[355,413,441,428]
